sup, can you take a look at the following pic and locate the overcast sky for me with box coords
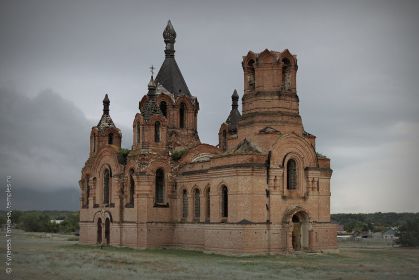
[1,0,418,212]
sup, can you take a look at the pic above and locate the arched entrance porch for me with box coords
[283,208,311,252]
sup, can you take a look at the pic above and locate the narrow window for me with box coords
[128,169,135,207]
[282,58,291,91]
[160,101,167,117]
[103,169,110,205]
[93,135,96,152]
[85,178,90,208]
[105,218,110,245]
[108,133,113,145]
[287,159,297,190]
[182,190,188,219]
[247,59,255,89]
[194,189,200,220]
[97,218,102,244]
[222,130,227,151]
[155,168,164,204]
[154,121,160,143]
[221,186,228,218]
[179,103,186,128]
[206,188,210,221]
[136,123,140,144]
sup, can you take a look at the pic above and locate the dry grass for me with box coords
[1,230,419,280]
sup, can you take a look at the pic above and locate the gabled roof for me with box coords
[232,138,261,154]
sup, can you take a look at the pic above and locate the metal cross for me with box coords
[150,65,155,76]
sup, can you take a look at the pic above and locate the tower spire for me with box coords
[103,94,110,115]
[226,89,242,134]
[141,74,161,120]
[97,94,116,129]
[232,89,239,110]
[155,20,191,96]
[163,20,176,58]
[148,75,157,93]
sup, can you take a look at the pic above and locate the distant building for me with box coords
[50,219,64,224]
[79,21,337,254]
[372,231,383,239]
[383,228,398,240]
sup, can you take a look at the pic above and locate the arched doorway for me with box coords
[105,218,110,245]
[97,218,102,244]
[291,211,309,251]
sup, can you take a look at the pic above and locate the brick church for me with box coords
[79,21,337,254]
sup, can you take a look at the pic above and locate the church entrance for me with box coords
[292,215,302,250]
[97,218,102,244]
[105,218,110,245]
[291,211,309,251]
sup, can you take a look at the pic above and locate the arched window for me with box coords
[179,103,186,128]
[182,190,188,219]
[206,188,210,221]
[160,101,167,117]
[155,168,164,204]
[127,169,135,207]
[108,133,113,145]
[103,169,111,205]
[136,123,140,145]
[154,121,160,143]
[287,159,297,190]
[194,189,200,221]
[221,186,228,218]
[282,58,291,91]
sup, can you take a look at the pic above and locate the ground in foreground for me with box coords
[1,230,419,280]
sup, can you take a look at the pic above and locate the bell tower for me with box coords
[152,20,200,150]
[239,49,303,140]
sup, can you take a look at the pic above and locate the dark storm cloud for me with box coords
[0,87,131,210]
[0,87,90,191]
[0,0,418,211]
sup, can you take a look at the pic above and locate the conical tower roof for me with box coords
[155,20,191,96]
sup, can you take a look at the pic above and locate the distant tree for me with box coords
[11,210,23,225]
[59,213,79,233]
[397,217,419,247]
[19,212,50,232]
[332,212,419,233]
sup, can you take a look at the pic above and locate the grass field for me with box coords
[1,230,419,280]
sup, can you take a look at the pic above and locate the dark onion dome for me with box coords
[163,20,176,45]
[155,20,191,96]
